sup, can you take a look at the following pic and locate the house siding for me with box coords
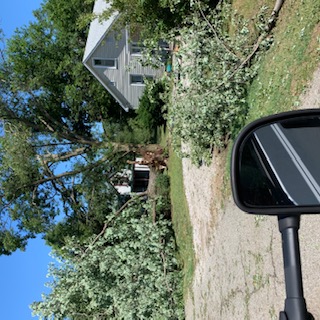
[86,28,164,109]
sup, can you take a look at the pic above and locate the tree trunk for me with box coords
[111,143,164,154]
[147,166,157,198]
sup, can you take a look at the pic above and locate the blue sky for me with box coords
[0,1,54,319]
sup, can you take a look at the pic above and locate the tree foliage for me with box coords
[5,0,122,134]
[98,0,191,41]
[0,0,135,254]
[31,198,183,320]
[135,80,168,135]
[168,2,273,164]
[104,79,168,145]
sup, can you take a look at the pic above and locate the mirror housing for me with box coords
[231,109,320,215]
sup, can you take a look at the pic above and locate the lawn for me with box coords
[239,0,320,122]
[157,125,195,296]
[168,147,195,296]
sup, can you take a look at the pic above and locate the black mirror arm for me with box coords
[277,215,313,320]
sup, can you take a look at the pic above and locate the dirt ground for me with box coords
[183,65,320,319]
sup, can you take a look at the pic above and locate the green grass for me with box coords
[244,0,320,122]
[225,0,320,178]
[232,0,274,18]
[156,126,195,295]
[156,125,167,148]
[168,147,195,296]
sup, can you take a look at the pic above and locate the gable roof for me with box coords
[83,1,132,111]
[83,0,119,64]
[83,1,164,112]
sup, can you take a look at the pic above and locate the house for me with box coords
[83,0,166,111]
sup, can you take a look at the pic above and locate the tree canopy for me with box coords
[0,1,183,317]
[98,0,190,40]
[0,0,135,254]
[31,198,183,320]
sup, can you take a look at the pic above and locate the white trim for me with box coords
[83,63,130,112]
[134,157,150,171]
[83,0,119,63]
[125,28,129,54]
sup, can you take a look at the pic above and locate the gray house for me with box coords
[83,0,165,111]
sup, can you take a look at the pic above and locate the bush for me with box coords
[155,173,171,214]
[137,80,167,128]
[131,80,168,143]
[103,80,168,145]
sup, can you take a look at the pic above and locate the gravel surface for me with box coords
[183,65,320,319]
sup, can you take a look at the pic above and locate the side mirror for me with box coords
[231,109,320,215]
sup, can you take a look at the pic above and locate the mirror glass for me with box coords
[237,115,320,208]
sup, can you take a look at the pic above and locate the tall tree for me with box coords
[97,0,221,41]
[0,0,137,254]
[5,0,122,132]
[107,0,189,34]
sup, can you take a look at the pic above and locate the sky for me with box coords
[0,1,55,319]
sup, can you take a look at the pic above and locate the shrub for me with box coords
[137,81,167,127]
[103,80,168,144]
[155,173,171,214]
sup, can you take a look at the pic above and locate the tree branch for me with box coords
[40,110,99,146]
[32,142,76,148]
[200,0,285,95]
[0,107,100,147]
[81,192,148,258]
[197,1,241,60]
[39,147,88,164]
[14,155,110,200]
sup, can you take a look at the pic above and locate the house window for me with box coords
[93,58,117,69]
[130,42,143,56]
[130,74,153,86]
[130,74,143,85]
